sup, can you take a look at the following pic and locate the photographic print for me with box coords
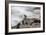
[11,6,41,29]
[5,1,45,34]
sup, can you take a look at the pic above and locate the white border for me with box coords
[8,3,43,32]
